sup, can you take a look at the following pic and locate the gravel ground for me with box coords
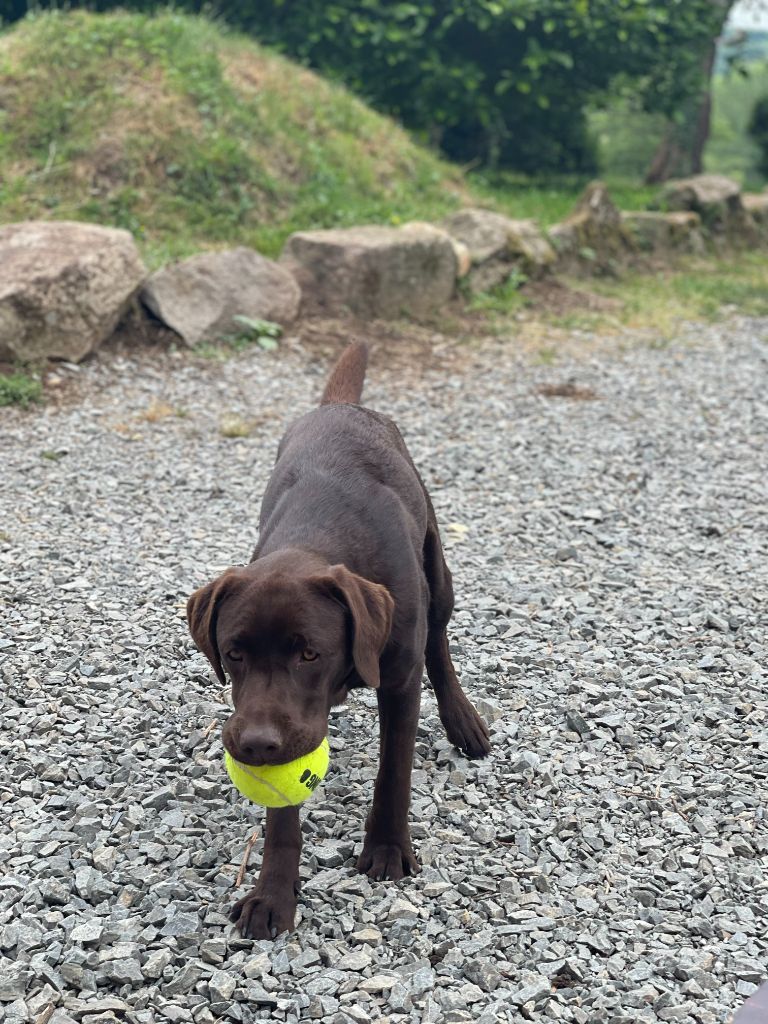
[1,317,767,1024]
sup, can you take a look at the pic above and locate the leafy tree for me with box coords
[226,0,740,173]
[748,94,768,176]
[644,0,737,183]
[0,0,26,20]
[0,1,742,172]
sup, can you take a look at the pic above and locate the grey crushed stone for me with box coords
[1,317,767,1023]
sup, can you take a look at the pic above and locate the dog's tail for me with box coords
[320,341,369,406]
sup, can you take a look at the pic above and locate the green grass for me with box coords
[468,272,530,315]
[706,63,768,186]
[0,371,42,407]
[0,9,468,266]
[469,170,657,225]
[585,252,768,328]
[468,251,768,338]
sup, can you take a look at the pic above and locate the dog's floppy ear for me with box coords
[186,571,239,685]
[315,565,394,688]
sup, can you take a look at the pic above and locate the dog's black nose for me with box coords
[236,723,283,766]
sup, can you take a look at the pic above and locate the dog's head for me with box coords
[187,551,394,765]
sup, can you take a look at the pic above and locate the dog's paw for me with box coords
[356,839,421,882]
[229,880,298,939]
[441,699,492,759]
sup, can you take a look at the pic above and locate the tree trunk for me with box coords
[645,127,686,185]
[644,2,733,184]
[690,41,718,173]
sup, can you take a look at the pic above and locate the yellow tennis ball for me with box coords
[224,737,330,808]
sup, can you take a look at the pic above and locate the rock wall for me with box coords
[1,174,765,363]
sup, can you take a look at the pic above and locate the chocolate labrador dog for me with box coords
[187,342,491,939]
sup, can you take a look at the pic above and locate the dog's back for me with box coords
[254,344,428,573]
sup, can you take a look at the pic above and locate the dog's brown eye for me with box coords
[301,648,318,662]
[226,650,243,662]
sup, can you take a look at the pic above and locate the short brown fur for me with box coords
[187,342,490,939]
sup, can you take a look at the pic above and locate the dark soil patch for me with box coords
[521,278,623,317]
[537,381,599,400]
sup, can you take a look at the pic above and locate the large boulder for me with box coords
[548,181,632,273]
[656,174,755,242]
[442,208,515,262]
[279,223,457,319]
[743,193,768,241]
[621,210,705,255]
[402,220,471,279]
[442,208,555,291]
[0,221,146,363]
[141,248,300,347]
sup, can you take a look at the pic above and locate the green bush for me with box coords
[0,371,42,407]
[0,1,733,173]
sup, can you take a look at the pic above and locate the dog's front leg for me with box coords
[230,806,301,939]
[357,678,421,881]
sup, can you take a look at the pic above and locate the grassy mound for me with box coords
[0,10,467,266]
